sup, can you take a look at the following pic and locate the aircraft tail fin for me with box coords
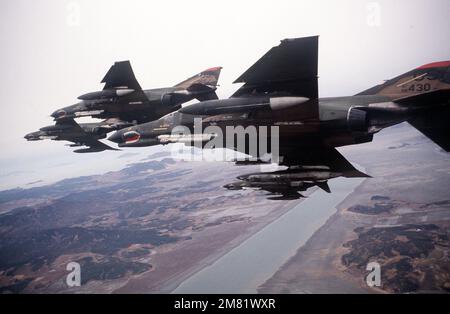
[231,36,318,98]
[357,61,450,97]
[102,61,142,90]
[174,67,222,89]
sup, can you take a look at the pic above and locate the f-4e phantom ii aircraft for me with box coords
[108,36,450,198]
[25,118,120,153]
[25,61,221,153]
[51,61,222,125]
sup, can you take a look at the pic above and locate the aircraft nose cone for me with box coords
[51,109,67,119]
[24,132,38,141]
[179,103,201,115]
[108,131,123,144]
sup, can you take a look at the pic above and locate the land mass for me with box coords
[259,123,450,294]
[0,153,299,293]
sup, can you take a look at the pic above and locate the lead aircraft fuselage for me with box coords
[108,91,449,159]
[52,87,194,124]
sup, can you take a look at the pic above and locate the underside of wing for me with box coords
[231,36,318,99]
[73,138,119,153]
[278,145,369,178]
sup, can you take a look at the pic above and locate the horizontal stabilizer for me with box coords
[316,181,331,193]
[393,88,450,107]
[408,106,450,151]
[187,83,219,101]
[196,91,219,101]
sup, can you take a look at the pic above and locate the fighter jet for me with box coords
[25,118,120,153]
[108,36,449,196]
[108,36,450,155]
[51,61,222,125]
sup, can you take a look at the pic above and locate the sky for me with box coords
[0,0,449,189]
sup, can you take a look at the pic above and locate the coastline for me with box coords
[257,175,372,293]
[170,176,364,294]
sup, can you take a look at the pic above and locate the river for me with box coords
[172,175,365,293]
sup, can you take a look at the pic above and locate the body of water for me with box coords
[173,175,364,293]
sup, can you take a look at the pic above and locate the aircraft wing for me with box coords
[67,135,119,153]
[231,36,318,99]
[56,118,119,153]
[221,133,370,178]
[277,145,369,177]
[101,61,142,90]
[55,116,83,127]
